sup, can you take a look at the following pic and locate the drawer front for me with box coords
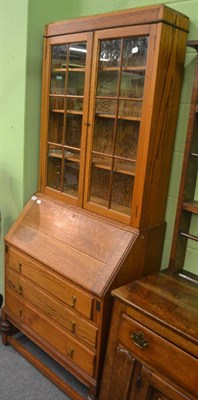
[6,267,98,348]
[118,315,198,397]
[6,288,95,377]
[6,246,93,319]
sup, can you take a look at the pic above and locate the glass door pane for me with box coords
[88,35,148,217]
[63,149,80,197]
[46,40,88,201]
[122,37,148,67]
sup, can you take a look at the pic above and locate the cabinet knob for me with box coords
[71,296,76,308]
[67,347,74,358]
[131,331,148,349]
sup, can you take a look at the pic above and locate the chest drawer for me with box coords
[6,288,96,377]
[6,246,93,319]
[6,267,98,348]
[118,314,198,397]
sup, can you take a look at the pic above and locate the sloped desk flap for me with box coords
[5,193,137,296]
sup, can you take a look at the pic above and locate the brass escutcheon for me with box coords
[71,321,76,333]
[18,261,22,272]
[18,285,23,295]
[67,347,74,358]
[131,331,148,349]
[71,295,76,308]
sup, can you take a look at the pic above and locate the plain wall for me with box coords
[0,0,198,296]
[0,0,29,295]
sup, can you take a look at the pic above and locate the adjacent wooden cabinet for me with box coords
[0,5,189,400]
[99,273,198,400]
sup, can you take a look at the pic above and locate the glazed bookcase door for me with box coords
[84,25,154,224]
[40,32,93,206]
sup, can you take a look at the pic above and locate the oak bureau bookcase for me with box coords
[0,4,189,400]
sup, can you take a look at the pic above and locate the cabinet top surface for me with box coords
[45,4,189,37]
[112,272,198,346]
[5,193,137,296]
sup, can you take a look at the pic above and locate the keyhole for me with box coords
[136,375,141,386]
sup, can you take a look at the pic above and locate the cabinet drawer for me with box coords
[6,288,95,377]
[6,246,93,319]
[6,267,98,348]
[118,315,198,397]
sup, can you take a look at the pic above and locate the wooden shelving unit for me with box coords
[169,40,198,276]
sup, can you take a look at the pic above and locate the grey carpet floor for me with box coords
[0,338,70,399]
[0,332,88,400]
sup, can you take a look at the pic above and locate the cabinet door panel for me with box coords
[84,25,151,223]
[40,32,93,206]
[106,344,136,400]
[139,366,193,400]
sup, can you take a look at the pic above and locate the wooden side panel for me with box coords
[99,299,126,400]
[131,22,188,228]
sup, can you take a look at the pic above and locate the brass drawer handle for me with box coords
[7,280,22,295]
[71,296,76,308]
[67,347,74,358]
[71,321,76,333]
[7,279,16,290]
[18,285,23,295]
[131,331,148,349]
[18,261,22,272]
[19,307,23,318]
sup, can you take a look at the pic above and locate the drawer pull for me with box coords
[8,280,16,290]
[18,261,22,272]
[131,331,148,349]
[18,285,23,295]
[8,280,22,295]
[19,307,22,318]
[71,321,76,333]
[71,296,76,308]
[67,347,74,358]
